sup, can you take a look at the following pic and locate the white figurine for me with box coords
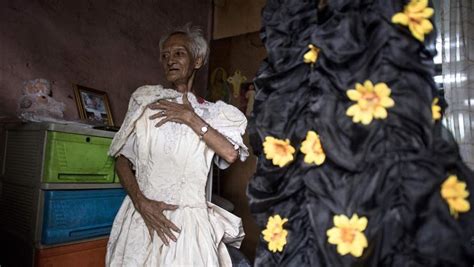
[18,78,65,122]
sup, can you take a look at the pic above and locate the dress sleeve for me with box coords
[117,130,138,169]
[208,101,249,169]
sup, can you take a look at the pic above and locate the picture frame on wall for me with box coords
[73,84,114,126]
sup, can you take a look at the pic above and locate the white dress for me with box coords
[106,86,248,267]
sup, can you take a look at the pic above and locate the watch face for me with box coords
[201,126,208,133]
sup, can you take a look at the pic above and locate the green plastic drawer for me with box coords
[114,171,121,183]
[43,131,115,183]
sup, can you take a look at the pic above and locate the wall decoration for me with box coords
[227,70,249,112]
[73,84,114,126]
[244,82,256,117]
[209,67,231,103]
[227,70,247,98]
[209,68,255,117]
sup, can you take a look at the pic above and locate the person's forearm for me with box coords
[188,114,238,163]
[116,156,146,208]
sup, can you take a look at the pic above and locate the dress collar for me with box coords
[173,91,206,106]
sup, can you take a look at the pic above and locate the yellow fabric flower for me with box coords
[300,131,326,165]
[303,44,320,65]
[441,175,470,218]
[392,0,434,42]
[262,214,289,253]
[346,80,395,125]
[327,214,368,258]
[263,136,295,167]
[432,97,441,121]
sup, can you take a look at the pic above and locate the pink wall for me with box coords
[0,0,212,126]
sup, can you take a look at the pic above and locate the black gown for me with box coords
[247,0,474,266]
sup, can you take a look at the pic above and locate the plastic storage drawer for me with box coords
[43,131,115,183]
[41,189,126,245]
[36,238,108,267]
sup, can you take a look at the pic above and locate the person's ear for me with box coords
[194,56,204,70]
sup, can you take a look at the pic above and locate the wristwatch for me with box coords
[199,124,209,139]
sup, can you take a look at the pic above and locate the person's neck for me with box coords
[173,72,196,94]
[174,84,190,94]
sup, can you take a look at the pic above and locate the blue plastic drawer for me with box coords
[41,189,126,245]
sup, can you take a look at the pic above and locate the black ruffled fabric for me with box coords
[247,0,474,266]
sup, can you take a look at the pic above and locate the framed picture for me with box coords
[73,84,114,126]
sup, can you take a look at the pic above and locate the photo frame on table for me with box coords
[73,84,114,126]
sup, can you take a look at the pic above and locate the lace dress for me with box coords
[106,86,248,266]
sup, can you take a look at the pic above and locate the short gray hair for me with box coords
[159,23,209,65]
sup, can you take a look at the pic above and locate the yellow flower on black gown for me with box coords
[263,136,295,167]
[262,214,289,253]
[327,214,368,258]
[432,97,442,121]
[441,175,470,218]
[300,131,326,165]
[303,44,320,65]
[392,0,434,42]
[346,80,395,125]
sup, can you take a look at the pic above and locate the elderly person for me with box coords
[106,24,248,266]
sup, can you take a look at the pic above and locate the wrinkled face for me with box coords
[161,33,200,86]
